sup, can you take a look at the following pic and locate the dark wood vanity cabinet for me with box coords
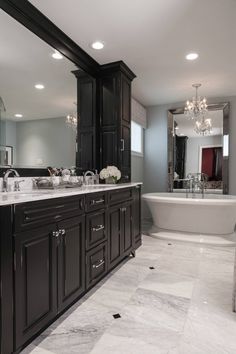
[14,224,58,348]
[99,62,136,180]
[14,212,86,349]
[0,186,141,354]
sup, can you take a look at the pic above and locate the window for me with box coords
[131,121,143,156]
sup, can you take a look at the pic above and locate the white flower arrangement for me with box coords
[99,165,121,183]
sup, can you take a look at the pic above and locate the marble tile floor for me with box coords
[22,235,236,354]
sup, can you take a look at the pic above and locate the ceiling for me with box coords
[29,0,236,106]
[174,110,223,138]
[0,10,77,121]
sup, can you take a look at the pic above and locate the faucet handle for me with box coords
[14,180,25,192]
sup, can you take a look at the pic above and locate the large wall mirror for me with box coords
[168,103,229,194]
[0,10,79,171]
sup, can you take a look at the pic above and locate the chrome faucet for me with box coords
[187,173,207,197]
[2,169,20,192]
[84,170,95,185]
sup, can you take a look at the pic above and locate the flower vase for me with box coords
[105,176,116,184]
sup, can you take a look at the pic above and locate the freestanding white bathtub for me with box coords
[143,193,236,245]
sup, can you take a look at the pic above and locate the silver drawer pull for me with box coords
[92,259,105,269]
[92,225,104,232]
[91,199,104,205]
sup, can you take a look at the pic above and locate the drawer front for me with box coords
[14,195,85,232]
[86,192,107,212]
[108,188,133,205]
[86,209,107,250]
[86,242,108,289]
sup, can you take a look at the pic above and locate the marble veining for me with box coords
[22,235,236,354]
[0,181,141,206]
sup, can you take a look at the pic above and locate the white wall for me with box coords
[144,96,236,198]
[185,135,222,176]
[6,117,76,168]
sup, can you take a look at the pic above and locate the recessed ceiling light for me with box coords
[35,84,45,90]
[186,53,199,61]
[52,50,63,60]
[14,113,23,118]
[180,133,185,136]
[91,41,105,50]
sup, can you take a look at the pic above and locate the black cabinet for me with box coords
[73,70,98,173]
[8,187,141,353]
[58,216,86,312]
[73,62,136,177]
[100,62,136,181]
[107,200,133,269]
[14,224,57,348]
[14,199,86,350]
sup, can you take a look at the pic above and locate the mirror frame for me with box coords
[167,102,230,194]
[0,0,100,176]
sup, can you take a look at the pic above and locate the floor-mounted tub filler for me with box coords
[143,192,236,246]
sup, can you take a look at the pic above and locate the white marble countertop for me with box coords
[0,182,142,206]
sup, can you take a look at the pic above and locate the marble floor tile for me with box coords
[22,235,236,354]
[121,287,190,333]
[139,271,195,299]
[90,327,181,354]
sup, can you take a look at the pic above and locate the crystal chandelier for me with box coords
[194,116,212,136]
[66,102,77,131]
[66,113,77,131]
[184,83,208,120]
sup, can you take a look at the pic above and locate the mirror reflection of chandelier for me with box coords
[184,83,208,120]
[194,116,212,136]
[66,113,77,131]
[66,102,77,131]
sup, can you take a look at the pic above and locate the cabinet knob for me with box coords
[52,231,60,238]
[60,229,66,235]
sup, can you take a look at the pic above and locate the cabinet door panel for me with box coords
[101,130,118,167]
[133,186,142,248]
[122,201,133,255]
[101,76,118,128]
[58,216,85,312]
[121,125,131,176]
[78,131,95,171]
[121,75,131,125]
[14,224,57,349]
[108,205,122,268]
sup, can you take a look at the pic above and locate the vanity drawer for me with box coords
[86,192,107,212]
[86,209,107,250]
[14,195,85,232]
[108,188,133,205]
[86,242,108,289]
